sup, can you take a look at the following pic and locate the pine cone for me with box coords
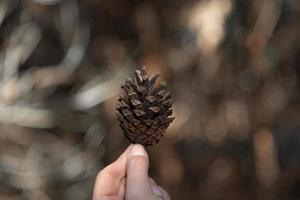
[116,67,175,146]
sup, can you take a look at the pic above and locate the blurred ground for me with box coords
[0,0,300,199]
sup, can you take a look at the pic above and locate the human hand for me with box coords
[93,144,170,200]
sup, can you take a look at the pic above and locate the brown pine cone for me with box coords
[116,67,175,146]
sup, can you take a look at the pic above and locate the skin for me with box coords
[93,144,170,200]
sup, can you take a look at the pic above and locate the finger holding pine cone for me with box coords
[116,66,175,146]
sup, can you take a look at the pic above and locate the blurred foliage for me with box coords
[0,0,300,199]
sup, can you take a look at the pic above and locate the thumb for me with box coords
[126,144,152,199]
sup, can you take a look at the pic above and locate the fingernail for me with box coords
[152,186,162,196]
[130,144,146,157]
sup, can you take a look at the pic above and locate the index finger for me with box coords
[93,145,132,199]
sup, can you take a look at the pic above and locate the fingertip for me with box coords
[152,185,162,196]
[129,144,147,157]
[156,186,171,200]
[127,144,149,174]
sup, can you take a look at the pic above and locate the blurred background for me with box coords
[0,0,300,199]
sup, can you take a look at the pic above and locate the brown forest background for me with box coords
[1,0,300,199]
